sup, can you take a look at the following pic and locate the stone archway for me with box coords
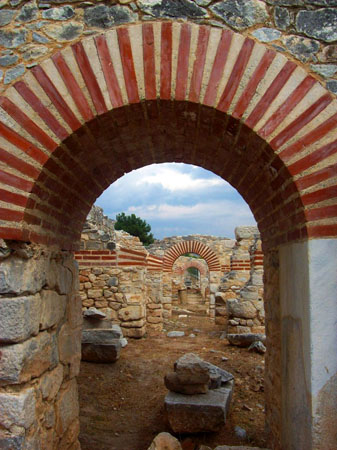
[0,20,336,450]
[163,240,221,272]
[173,259,208,277]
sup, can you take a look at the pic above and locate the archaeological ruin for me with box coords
[0,1,337,449]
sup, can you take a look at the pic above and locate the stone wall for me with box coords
[0,1,336,95]
[79,265,148,338]
[217,226,265,333]
[78,208,265,332]
[0,240,81,449]
[78,205,164,337]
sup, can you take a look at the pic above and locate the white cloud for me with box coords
[96,163,256,239]
[116,163,229,192]
[128,200,254,222]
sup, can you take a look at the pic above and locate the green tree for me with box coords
[114,212,154,246]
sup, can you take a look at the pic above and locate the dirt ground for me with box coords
[78,315,266,450]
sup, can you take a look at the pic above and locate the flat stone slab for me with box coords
[83,318,113,330]
[83,307,106,319]
[81,327,123,363]
[82,326,123,343]
[227,333,266,347]
[165,384,233,433]
[167,331,185,338]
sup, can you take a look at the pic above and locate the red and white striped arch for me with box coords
[0,21,336,250]
[163,240,221,272]
[173,258,208,277]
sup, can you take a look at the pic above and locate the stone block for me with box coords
[147,432,182,450]
[82,317,113,330]
[46,258,74,295]
[39,364,64,400]
[215,306,227,316]
[0,294,40,343]
[0,331,58,385]
[107,276,118,287]
[58,324,81,375]
[40,290,66,331]
[120,319,146,328]
[0,255,47,295]
[88,289,103,299]
[118,305,145,321]
[55,379,79,436]
[124,293,143,304]
[147,316,162,324]
[147,303,162,309]
[227,299,256,319]
[121,326,146,338]
[165,385,233,433]
[67,294,83,329]
[235,226,259,240]
[296,8,337,43]
[94,300,108,308]
[227,333,266,347]
[174,353,210,385]
[165,372,209,395]
[82,326,123,342]
[0,388,35,429]
[82,338,121,363]
[0,433,24,449]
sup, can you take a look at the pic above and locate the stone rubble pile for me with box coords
[164,353,234,433]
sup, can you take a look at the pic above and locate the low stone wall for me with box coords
[0,240,81,449]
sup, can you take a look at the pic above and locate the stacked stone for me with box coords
[216,227,265,334]
[162,271,173,319]
[81,205,116,251]
[146,270,164,334]
[81,310,126,363]
[0,241,82,449]
[79,266,148,338]
[164,353,234,433]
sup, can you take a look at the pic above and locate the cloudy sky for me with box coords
[96,163,256,239]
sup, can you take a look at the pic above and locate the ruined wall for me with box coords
[0,240,81,449]
[78,208,265,331]
[217,226,265,334]
[0,1,336,96]
[77,205,163,337]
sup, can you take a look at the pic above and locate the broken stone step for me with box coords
[165,385,233,433]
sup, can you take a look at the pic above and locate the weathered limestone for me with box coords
[165,387,233,433]
[165,354,234,433]
[218,228,264,334]
[81,330,122,363]
[0,241,81,449]
[147,432,182,450]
